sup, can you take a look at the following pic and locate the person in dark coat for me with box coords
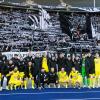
[0,53,7,64]
[48,67,58,87]
[18,60,25,73]
[11,54,21,69]
[24,61,35,89]
[23,52,34,65]
[89,55,95,74]
[0,62,9,90]
[73,55,81,73]
[36,68,48,89]
[0,53,7,81]
[57,53,66,71]
[1,60,14,90]
[47,53,52,71]
[0,53,7,75]
[65,55,74,75]
[85,53,95,76]
[49,57,57,72]
[34,54,42,76]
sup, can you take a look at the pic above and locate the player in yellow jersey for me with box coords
[69,67,82,88]
[0,72,1,89]
[42,54,49,72]
[0,73,1,81]
[58,68,69,88]
[77,73,83,88]
[94,53,100,87]
[9,67,23,90]
[89,74,96,88]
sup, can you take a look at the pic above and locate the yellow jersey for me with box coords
[42,57,49,72]
[94,58,100,73]
[69,71,78,79]
[9,71,20,84]
[58,71,68,82]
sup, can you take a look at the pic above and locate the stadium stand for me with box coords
[0,5,98,52]
[0,6,70,52]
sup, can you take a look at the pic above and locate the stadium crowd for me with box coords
[0,8,69,52]
[0,7,98,52]
[0,51,100,91]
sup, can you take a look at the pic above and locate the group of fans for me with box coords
[0,51,100,91]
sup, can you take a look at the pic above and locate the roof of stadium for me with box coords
[0,0,99,13]
[4,0,100,7]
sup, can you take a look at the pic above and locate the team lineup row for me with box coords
[0,51,100,90]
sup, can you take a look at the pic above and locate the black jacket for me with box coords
[73,59,81,72]
[49,59,57,71]
[48,72,58,83]
[34,57,42,75]
[57,57,66,71]
[11,57,21,68]
[65,59,74,75]
[24,65,35,78]
[85,56,95,76]
[1,63,14,76]
[36,72,48,83]
[24,56,34,65]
